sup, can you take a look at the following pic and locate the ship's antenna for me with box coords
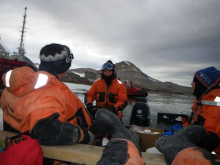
[18,7,27,57]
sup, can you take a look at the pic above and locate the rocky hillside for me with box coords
[72,61,192,94]
[71,68,97,73]
[116,61,192,94]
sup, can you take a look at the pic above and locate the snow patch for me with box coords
[124,61,130,66]
[70,71,85,77]
[148,77,159,82]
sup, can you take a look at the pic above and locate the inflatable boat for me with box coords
[127,87,148,97]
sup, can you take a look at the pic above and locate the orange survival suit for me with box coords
[85,77,128,119]
[187,88,220,155]
[182,67,220,157]
[172,147,218,165]
[1,66,93,145]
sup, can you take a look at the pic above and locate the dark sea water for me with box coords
[0,82,194,130]
[65,82,194,125]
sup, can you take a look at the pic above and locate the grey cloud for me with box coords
[0,0,219,87]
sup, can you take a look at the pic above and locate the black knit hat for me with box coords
[39,43,74,74]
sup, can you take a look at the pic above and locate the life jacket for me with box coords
[85,77,128,118]
[1,66,92,133]
[190,88,220,154]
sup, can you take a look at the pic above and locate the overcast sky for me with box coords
[0,0,219,87]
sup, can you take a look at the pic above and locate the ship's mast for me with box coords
[18,7,27,57]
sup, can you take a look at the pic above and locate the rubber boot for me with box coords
[155,125,206,165]
[95,109,141,155]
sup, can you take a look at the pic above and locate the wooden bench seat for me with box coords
[0,131,166,165]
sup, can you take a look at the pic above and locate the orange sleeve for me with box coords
[172,147,212,165]
[85,81,98,105]
[113,84,128,112]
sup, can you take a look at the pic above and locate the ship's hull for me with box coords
[0,58,27,93]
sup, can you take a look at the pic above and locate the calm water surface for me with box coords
[0,82,194,130]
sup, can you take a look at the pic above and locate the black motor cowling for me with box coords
[130,103,150,126]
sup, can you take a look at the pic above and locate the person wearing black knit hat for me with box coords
[84,60,128,146]
[39,44,73,79]
[1,43,94,149]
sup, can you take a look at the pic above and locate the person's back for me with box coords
[1,43,94,146]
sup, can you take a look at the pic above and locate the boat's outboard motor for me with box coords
[130,103,150,126]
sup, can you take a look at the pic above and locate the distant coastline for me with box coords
[62,80,192,96]
[34,61,193,95]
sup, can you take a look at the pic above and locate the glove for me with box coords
[80,126,95,145]
[86,103,93,111]
[109,106,116,114]
[197,131,220,152]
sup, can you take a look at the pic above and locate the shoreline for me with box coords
[62,80,192,96]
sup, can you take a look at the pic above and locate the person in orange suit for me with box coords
[84,60,128,146]
[85,60,128,120]
[182,66,220,157]
[130,81,134,88]
[1,43,94,146]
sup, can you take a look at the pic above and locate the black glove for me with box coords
[80,126,95,145]
[109,106,116,114]
[197,131,220,152]
[86,103,93,111]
